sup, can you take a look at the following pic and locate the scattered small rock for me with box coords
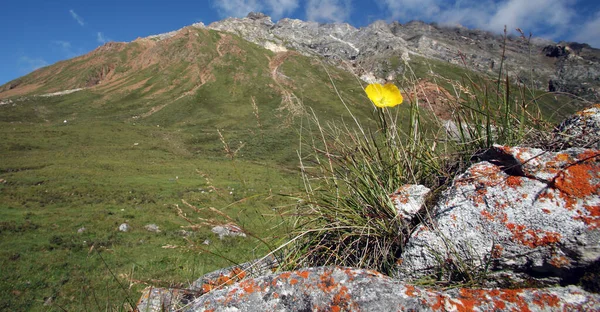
[118,223,131,232]
[77,227,86,234]
[211,224,246,240]
[177,230,193,237]
[144,224,161,233]
[203,239,211,245]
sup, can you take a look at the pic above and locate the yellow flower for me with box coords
[364,83,403,108]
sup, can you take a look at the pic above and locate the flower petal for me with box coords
[364,83,403,108]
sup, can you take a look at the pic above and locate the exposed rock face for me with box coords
[204,13,600,101]
[137,255,278,311]
[169,267,599,311]
[397,145,600,286]
[554,104,600,149]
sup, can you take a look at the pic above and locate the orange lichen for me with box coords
[241,279,260,294]
[541,208,551,214]
[202,283,214,293]
[231,267,247,280]
[574,204,600,229]
[549,255,570,268]
[391,193,409,205]
[532,293,560,308]
[491,244,504,259]
[455,289,485,312]
[317,270,336,293]
[331,285,354,311]
[290,278,299,285]
[554,154,600,209]
[506,176,523,188]
[556,153,571,162]
[405,285,418,297]
[279,272,291,279]
[480,210,495,222]
[200,267,248,294]
[499,289,531,312]
[297,270,310,279]
[506,223,562,248]
[430,294,446,310]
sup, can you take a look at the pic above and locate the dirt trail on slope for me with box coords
[268,51,306,124]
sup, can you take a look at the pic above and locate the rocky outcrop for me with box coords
[203,13,600,101]
[140,266,600,311]
[397,145,600,287]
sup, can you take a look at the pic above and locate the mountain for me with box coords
[209,12,600,102]
[3,12,599,105]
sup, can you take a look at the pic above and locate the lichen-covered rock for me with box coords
[554,104,600,149]
[181,266,600,311]
[136,255,278,311]
[389,184,430,222]
[397,145,600,286]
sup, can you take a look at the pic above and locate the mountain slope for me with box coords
[207,12,600,102]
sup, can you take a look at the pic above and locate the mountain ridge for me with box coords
[2,12,598,103]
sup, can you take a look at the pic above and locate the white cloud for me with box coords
[265,0,299,19]
[212,0,299,19]
[53,40,71,50]
[573,10,600,48]
[18,56,49,73]
[212,0,262,18]
[381,0,441,21]
[69,9,85,26]
[97,32,111,44]
[487,0,575,36]
[306,0,351,22]
[380,0,579,41]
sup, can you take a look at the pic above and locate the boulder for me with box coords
[553,104,600,149]
[182,267,599,311]
[136,255,278,311]
[397,145,600,286]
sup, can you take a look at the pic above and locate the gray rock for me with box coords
[118,223,130,232]
[181,267,599,311]
[389,184,430,222]
[77,227,86,234]
[397,145,600,286]
[176,230,193,237]
[211,224,246,240]
[144,224,160,233]
[553,104,600,149]
[136,255,278,311]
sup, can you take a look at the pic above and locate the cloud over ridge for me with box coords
[69,9,85,26]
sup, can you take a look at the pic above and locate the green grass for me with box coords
[0,117,302,311]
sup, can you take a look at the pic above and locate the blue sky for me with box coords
[1,0,599,86]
